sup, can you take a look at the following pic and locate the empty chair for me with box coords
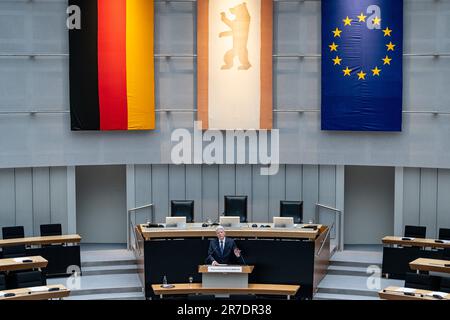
[404,272,440,291]
[2,226,26,258]
[280,201,303,224]
[440,277,450,293]
[438,228,450,241]
[40,224,62,237]
[170,200,194,223]
[224,196,248,223]
[0,274,6,290]
[404,225,427,239]
[443,248,450,260]
[10,270,45,289]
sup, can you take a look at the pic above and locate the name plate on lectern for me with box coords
[207,266,242,273]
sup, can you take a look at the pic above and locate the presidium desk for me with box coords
[134,223,330,300]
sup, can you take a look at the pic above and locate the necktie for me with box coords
[220,241,224,254]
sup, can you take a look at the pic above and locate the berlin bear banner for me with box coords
[197,0,273,130]
[321,0,403,132]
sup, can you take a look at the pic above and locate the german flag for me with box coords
[69,0,155,131]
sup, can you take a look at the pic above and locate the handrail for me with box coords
[317,222,333,257]
[315,203,342,251]
[127,203,154,251]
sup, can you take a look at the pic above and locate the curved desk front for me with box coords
[135,223,330,300]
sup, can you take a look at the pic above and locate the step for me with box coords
[47,273,142,291]
[326,265,372,277]
[66,292,145,300]
[316,287,379,297]
[81,264,139,276]
[314,292,380,300]
[81,259,137,268]
[329,260,381,268]
[317,274,404,297]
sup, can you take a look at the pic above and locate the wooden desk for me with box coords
[136,223,330,300]
[382,236,450,280]
[379,286,449,301]
[409,258,450,274]
[152,283,300,299]
[0,284,70,300]
[140,224,324,240]
[0,256,48,272]
[0,235,81,248]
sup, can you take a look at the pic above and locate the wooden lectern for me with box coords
[198,265,254,289]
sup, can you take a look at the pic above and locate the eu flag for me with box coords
[321,0,403,131]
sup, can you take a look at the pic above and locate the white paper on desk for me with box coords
[29,286,49,292]
[0,292,5,297]
[427,291,448,298]
[395,287,416,293]
[13,257,31,263]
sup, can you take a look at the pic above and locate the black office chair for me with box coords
[40,224,62,237]
[2,226,26,258]
[404,272,440,291]
[404,225,427,238]
[10,270,46,289]
[224,196,248,223]
[440,277,450,293]
[0,273,6,290]
[170,200,194,223]
[442,248,450,260]
[280,201,303,224]
[438,228,450,241]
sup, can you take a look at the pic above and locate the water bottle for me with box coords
[162,275,168,287]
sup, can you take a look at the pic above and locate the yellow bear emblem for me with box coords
[219,2,252,70]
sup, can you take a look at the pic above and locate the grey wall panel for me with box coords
[403,168,421,227]
[252,166,269,222]
[50,166,68,233]
[437,169,450,231]
[151,165,169,223]
[14,168,33,236]
[168,164,186,202]
[419,168,438,238]
[268,165,285,221]
[302,165,319,223]
[186,165,202,222]
[318,165,336,237]
[218,165,235,215]
[0,169,16,228]
[134,165,152,224]
[235,165,253,221]
[202,165,219,222]
[32,167,51,236]
[285,165,302,202]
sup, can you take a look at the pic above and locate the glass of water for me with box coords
[188,276,193,287]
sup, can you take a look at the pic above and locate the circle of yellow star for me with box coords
[382,55,392,65]
[386,42,396,51]
[329,42,338,52]
[332,56,342,65]
[357,13,367,22]
[342,67,352,76]
[383,27,392,37]
[371,66,381,76]
[357,70,367,80]
[343,16,353,26]
[332,27,342,38]
[372,16,381,26]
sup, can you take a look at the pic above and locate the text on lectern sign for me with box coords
[207,266,243,273]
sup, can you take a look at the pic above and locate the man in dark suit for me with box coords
[205,226,244,265]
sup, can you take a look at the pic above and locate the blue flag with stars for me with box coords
[321,0,403,131]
